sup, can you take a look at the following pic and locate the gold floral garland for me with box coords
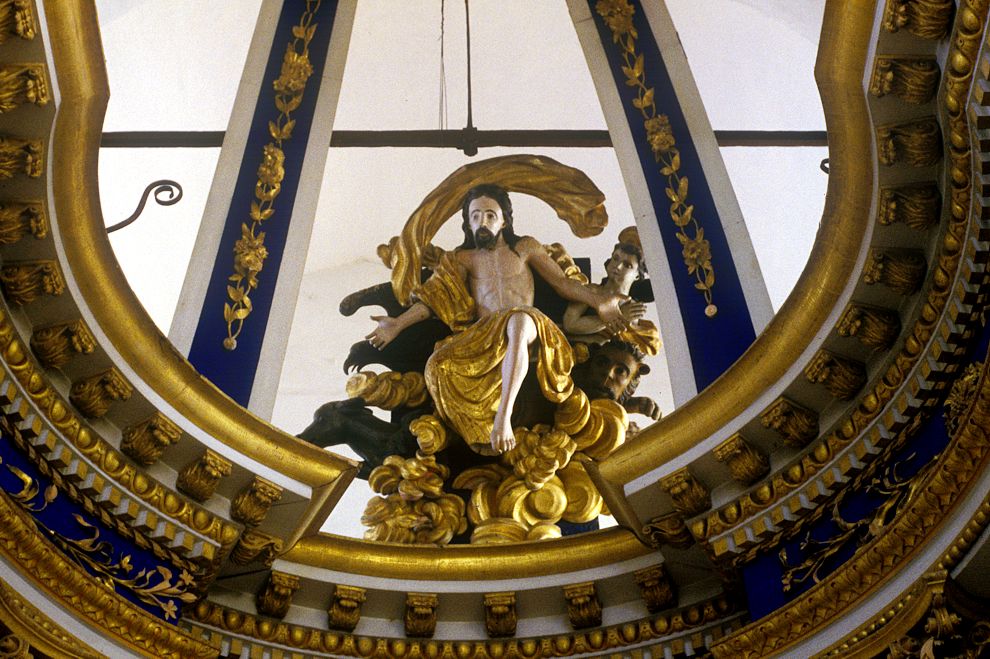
[223,1,321,350]
[595,0,717,317]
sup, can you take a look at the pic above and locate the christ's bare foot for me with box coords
[490,414,516,454]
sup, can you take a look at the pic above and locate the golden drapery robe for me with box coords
[417,253,574,455]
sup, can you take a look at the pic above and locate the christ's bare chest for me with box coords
[466,246,534,316]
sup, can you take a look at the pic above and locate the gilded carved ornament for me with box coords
[327,585,366,633]
[120,412,181,467]
[176,449,232,502]
[944,361,982,437]
[231,476,283,526]
[761,397,818,448]
[256,571,301,619]
[230,528,283,567]
[641,511,695,549]
[0,576,101,659]
[0,1,34,42]
[409,414,448,455]
[882,0,955,39]
[634,565,677,614]
[0,64,47,113]
[877,118,943,167]
[837,303,901,351]
[0,201,46,245]
[870,56,940,104]
[484,592,517,638]
[878,184,940,230]
[29,319,95,370]
[804,349,867,401]
[712,434,769,486]
[0,260,63,306]
[405,593,439,638]
[563,582,602,630]
[659,468,711,517]
[0,136,41,179]
[863,248,927,295]
[68,367,132,419]
[346,370,427,409]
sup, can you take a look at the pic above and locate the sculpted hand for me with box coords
[620,299,647,325]
[596,294,629,334]
[624,396,661,420]
[366,315,401,350]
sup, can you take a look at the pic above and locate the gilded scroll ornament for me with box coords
[642,511,695,549]
[230,528,283,567]
[837,303,901,351]
[223,0,320,350]
[0,201,45,244]
[0,136,41,179]
[870,56,940,104]
[0,261,63,305]
[409,414,448,455]
[595,0,717,317]
[0,577,102,659]
[760,397,818,448]
[256,571,301,619]
[863,248,927,295]
[882,0,955,39]
[563,582,602,630]
[68,367,132,419]
[877,119,942,167]
[804,350,867,400]
[231,476,283,527]
[557,459,605,523]
[363,454,466,544]
[712,434,769,485]
[0,64,47,113]
[120,412,181,467]
[660,468,711,517]
[878,184,940,229]
[346,370,428,409]
[405,593,439,638]
[634,565,677,613]
[327,585,366,632]
[945,361,982,437]
[0,1,34,41]
[176,449,232,502]
[484,592,517,638]
[29,319,95,370]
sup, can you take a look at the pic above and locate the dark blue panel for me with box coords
[188,0,339,405]
[587,0,757,391]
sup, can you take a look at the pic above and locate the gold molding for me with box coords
[0,575,102,659]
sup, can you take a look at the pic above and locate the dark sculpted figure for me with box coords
[572,339,660,420]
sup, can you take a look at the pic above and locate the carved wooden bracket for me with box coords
[404,592,439,638]
[870,56,939,104]
[0,136,42,179]
[256,571,300,619]
[761,397,819,448]
[69,367,132,419]
[805,350,867,400]
[876,119,942,167]
[837,303,901,351]
[0,260,63,305]
[231,476,283,527]
[563,582,602,630]
[484,592,517,637]
[660,468,711,516]
[882,0,954,39]
[0,200,46,245]
[327,585,366,633]
[641,512,695,549]
[878,183,940,230]
[633,564,677,613]
[176,449,231,502]
[30,319,95,370]
[713,434,770,485]
[863,248,927,295]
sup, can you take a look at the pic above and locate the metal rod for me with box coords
[464,0,473,130]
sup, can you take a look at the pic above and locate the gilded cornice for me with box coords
[0,574,104,659]
[0,486,216,658]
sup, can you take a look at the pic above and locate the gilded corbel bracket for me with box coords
[660,468,711,517]
[761,397,819,448]
[804,350,867,401]
[877,118,942,167]
[68,367,132,419]
[29,319,95,370]
[230,528,283,567]
[712,434,769,485]
[863,248,927,295]
[404,592,439,638]
[231,476,283,527]
[633,565,677,613]
[327,584,365,633]
[483,592,517,638]
[877,183,940,229]
[0,200,46,245]
[176,449,231,502]
[0,1,35,42]
[870,56,940,104]
[882,0,955,39]
[0,136,41,179]
[0,260,63,306]
[563,582,602,630]
[837,303,901,351]
[256,571,300,619]
[641,511,695,549]
[120,412,181,467]
[0,64,48,113]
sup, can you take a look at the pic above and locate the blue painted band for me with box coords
[188,0,339,406]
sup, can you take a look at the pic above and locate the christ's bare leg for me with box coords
[492,312,537,453]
